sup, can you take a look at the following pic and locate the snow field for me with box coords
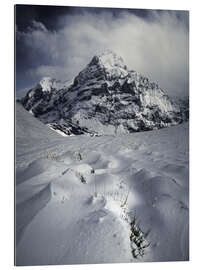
[16,103,189,265]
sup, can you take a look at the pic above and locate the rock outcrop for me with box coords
[21,50,185,135]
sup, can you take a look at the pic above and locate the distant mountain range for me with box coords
[20,50,189,136]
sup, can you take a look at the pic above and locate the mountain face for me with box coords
[21,50,186,136]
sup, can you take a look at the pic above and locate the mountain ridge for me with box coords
[21,50,188,136]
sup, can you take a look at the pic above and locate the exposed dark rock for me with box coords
[21,51,188,136]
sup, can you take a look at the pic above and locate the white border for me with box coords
[1,0,203,269]
[8,0,191,10]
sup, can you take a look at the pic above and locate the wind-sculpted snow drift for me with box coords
[21,51,187,136]
[15,103,189,265]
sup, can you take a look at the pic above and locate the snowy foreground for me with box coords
[15,103,189,265]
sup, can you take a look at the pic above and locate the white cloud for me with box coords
[28,65,69,80]
[17,10,189,97]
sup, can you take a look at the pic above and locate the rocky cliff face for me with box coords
[21,50,185,135]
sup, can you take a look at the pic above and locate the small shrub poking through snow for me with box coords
[130,217,150,259]
[74,151,83,161]
[75,171,87,184]
[104,180,150,260]
[120,185,131,208]
[44,151,61,161]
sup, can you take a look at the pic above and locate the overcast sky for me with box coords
[15,5,189,98]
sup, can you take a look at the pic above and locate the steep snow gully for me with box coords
[15,103,189,265]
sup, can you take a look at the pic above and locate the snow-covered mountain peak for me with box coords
[21,51,188,136]
[38,77,57,92]
[90,50,126,71]
[74,50,128,86]
[36,77,72,93]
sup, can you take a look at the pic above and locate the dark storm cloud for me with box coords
[15,5,189,98]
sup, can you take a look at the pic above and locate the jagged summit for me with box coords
[89,50,126,70]
[38,77,57,92]
[21,51,187,136]
[32,77,72,94]
[73,50,128,86]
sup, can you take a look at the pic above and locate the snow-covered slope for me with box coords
[21,51,186,135]
[16,102,60,141]
[15,104,189,265]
